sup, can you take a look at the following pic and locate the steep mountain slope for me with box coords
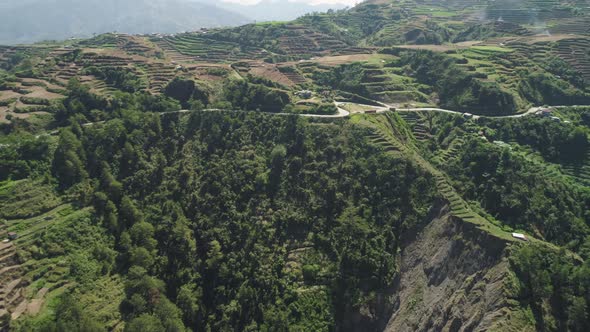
[0,1,589,330]
[294,0,590,45]
[4,103,588,331]
[208,0,347,22]
[383,204,516,331]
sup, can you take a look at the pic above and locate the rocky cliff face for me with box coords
[339,202,518,331]
[382,203,512,331]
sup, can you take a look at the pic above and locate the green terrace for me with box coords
[153,34,266,63]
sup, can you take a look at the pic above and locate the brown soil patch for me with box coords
[0,90,23,101]
[19,78,63,91]
[308,54,380,65]
[455,41,483,47]
[0,106,9,123]
[78,75,96,83]
[281,53,391,67]
[198,75,226,82]
[4,82,64,99]
[14,100,29,108]
[249,64,294,87]
[184,63,233,82]
[11,298,28,320]
[394,44,468,52]
[24,88,65,100]
[27,299,43,315]
[52,77,69,85]
[27,287,49,316]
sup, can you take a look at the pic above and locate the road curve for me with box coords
[338,102,548,119]
[161,106,350,118]
[393,106,542,119]
[25,103,587,141]
[109,102,590,122]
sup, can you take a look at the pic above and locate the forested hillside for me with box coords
[2,103,439,330]
[2,88,590,331]
[1,0,590,331]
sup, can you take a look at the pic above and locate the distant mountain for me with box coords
[202,0,348,22]
[0,0,350,45]
[0,0,251,45]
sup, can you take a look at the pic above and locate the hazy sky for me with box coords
[221,0,360,6]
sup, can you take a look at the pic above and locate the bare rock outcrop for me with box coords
[383,204,511,332]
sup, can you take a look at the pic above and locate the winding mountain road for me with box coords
[395,106,546,119]
[161,106,350,118]
[335,101,579,119]
[22,103,587,141]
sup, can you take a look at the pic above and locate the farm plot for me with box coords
[0,178,123,325]
[154,34,266,63]
[249,63,295,87]
[554,38,590,82]
[0,78,65,123]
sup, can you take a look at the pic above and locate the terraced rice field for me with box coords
[0,222,28,326]
[397,112,432,141]
[30,49,187,95]
[154,34,266,63]
[115,35,154,56]
[0,182,66,326]
[0,178,125,325]
[277,66,307,85]
[40,62,82,85]
[153,38,202,63]
[0,204,97,325]
[549,18,590,36]
[139,62,178,93]
[513,148,578,186]
[366,131,402,153]
[508,41,552,62]
[248,63,295,87]
[361,113,515,242]
[0,77,66,122]
[0,46,53,70]
[289,54,387,67]
[310,62,430,105]
[434,137,466,164]
[76,53,178,93]
[554,38,590,82]
[276,25,349,55]
[561,149,590,187]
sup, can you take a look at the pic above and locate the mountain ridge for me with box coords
[210,0,347,22]
[0,0,252,45]
[0,0,350,45]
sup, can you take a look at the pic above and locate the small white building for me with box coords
[512,233,527,241]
